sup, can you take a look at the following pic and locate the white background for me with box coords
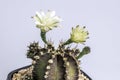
[0,0,120,80]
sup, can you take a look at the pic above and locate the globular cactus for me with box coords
[27,42,90,80]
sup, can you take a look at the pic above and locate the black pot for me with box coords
[7,65,92,80]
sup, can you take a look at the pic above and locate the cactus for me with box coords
[26,42,90,80]
[26,11,91,80]
[12,10,91,80]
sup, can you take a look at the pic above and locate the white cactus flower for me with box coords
[33,10,62,32]
[70,25,89,43]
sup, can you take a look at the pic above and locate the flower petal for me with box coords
[70,25,89,43]
[33,10,62,32]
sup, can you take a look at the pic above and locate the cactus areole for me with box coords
[8,10,91,80]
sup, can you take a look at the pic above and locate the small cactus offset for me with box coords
[12,10,91,80]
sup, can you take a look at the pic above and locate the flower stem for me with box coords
[62,39,73,46]
[41,31,48,44]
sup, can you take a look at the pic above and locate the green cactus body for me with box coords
[64,54,80,80]
[27,42,90,80]
[45,54,65,80]
[33,53,52,80]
